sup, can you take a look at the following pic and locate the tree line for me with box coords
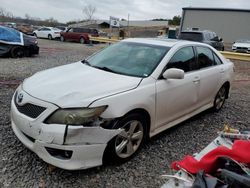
[0,7,64,27]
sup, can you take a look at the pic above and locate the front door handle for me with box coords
[193,76,200,83]
[220,68,225,73]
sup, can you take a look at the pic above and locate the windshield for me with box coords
[236,39,250,43]
[179,32,203,42]
[86,42,169,77]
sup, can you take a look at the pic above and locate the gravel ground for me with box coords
[0,39,107,80]
[0,39,250,187]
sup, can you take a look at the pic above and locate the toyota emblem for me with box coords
[17,93,23,103]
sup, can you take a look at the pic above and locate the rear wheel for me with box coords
[213,85,227,111]
[10,46,25,58]
[48,34,52,40]
[80,37,85,44]
[60,36,64,42]
[105,113,147,163]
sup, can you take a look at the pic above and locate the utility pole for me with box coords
[127,13,130,37]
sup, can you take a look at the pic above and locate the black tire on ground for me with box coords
[104,113,147,163]
[213,85,227,112]
[80,37,85,44]
[48,34,52,40]
[60,36,64,42]
[10,46,25,58]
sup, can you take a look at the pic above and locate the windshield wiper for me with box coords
[93,66,117,73]
[81,59,91,66]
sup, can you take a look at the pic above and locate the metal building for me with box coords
[180,7,250,43]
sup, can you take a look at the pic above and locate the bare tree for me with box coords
[25,13,31,20]
[82,4,96,21]
[0,7,6,17]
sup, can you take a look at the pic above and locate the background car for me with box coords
[11,39,233,170]
[33,27,61,40]
[178,30,224,51]
[55,26,68,32]
[60,27,99,44]
[17,24,34,35]
[232,39,250,53]
[0,26,39,58]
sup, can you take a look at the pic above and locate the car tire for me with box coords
[48,34,52,40]
[60,36,64,42]
[104,113,147,163]
[80,37,85,44]
[213,85,227,112]
[10,46,25,58]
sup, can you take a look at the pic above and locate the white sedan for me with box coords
[232,39,250,53]
[11,38,234,170]
[33,27,61,40]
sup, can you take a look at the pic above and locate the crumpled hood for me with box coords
[233,42,250,48]
[23,62,142,107]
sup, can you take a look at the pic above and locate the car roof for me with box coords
[181,30,213,34]
[123,38,204,48]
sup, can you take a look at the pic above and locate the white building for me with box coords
[181,7,250,43]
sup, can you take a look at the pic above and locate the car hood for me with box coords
[22,62,142,108]
[233,42,250,48]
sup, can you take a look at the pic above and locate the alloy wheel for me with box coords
[215,86,226,110]
[115,120,144,158]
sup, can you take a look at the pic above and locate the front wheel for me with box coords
[213,85,227,111]
[105,113,147,162]
[10,46,25,58]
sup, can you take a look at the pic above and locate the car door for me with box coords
[43,28,51,38]
[155,46,200,128]
[64,28,73,41]
[194,46,223,108]
[36,28,44,38]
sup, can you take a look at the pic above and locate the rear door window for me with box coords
[196,46,214,69]
[166,47,197,72]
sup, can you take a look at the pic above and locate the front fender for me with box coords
[89,78,156,130]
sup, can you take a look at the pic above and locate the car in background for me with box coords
[60,27,99,44]
[0,26,39,58]
[17,24,34,35]
[4,22,17,29]
[11,38,234,170]
[232,39,250,53]
[178,30,224,51]
[55,26,68,32]
[33,27,61,40]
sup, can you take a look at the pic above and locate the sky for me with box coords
[1,0,250,23]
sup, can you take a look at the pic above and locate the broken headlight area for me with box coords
[44,106,107,126]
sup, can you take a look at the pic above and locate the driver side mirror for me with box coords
[162,68,184,80]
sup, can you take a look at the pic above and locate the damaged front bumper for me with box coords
[10,91,121,170]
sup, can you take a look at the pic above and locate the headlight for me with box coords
[45,106,107,125]
[232,46,236,50]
